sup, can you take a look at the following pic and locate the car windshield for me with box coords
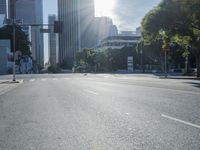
[0,0,200,149]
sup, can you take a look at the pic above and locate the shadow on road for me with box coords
[0,81,20,84]
[184,82,200,88]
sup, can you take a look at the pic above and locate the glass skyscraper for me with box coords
[0,0,7,16]
[58,0,95,64]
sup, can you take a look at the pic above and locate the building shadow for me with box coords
[184,82,200,88]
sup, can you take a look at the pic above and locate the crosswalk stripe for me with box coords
[41,78,47,81]
[84,89,99,95]
[29,79,36,82]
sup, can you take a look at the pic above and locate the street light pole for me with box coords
[11,0,16,81]
[13,21,16,81]
[164,50,167,78]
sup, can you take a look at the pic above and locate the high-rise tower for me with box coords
[58,0,80,64]
[79,0,95,49]
[48,15,58,65]
[58,0,95,64]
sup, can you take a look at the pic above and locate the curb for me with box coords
[0,80,23,84]
[159,77,200,80]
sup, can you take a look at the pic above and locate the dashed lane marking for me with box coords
[29,79,36,82]
[162,114,200,129]
[41,78,47,82]
[84,89,99,95]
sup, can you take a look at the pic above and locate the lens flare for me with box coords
[95,0,115,17]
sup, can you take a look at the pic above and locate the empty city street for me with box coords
[0,74,200,150]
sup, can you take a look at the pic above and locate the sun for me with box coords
[95,0,115,17]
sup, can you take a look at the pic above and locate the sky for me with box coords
[43,0,161,63]
[94,0,161,30]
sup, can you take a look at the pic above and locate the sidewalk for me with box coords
[0,80,23,96]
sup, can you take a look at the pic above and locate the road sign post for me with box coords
[163,48,170,78]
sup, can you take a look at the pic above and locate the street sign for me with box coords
[40,28,51,33]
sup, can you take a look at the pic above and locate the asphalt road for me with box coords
[0,74,200,150]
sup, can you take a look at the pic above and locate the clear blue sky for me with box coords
[43,0,161,63]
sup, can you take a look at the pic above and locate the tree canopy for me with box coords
[141,0,200,77]
[0,25,31,55]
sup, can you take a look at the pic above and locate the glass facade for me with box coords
[0,0,6,16]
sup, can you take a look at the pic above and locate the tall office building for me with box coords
[79,0,95,49]
[93,17,118,43]
[58,0,81,63]
[48,15,58,65]
[58,0,96,64]
[14,0,44,66]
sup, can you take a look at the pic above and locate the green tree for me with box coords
[60,58,74,69]
[141,0,200,77]
[76,48,95,67]
[0,25,31,55]
[94,51,109,72]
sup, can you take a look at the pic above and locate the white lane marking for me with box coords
[53,78,58,81]
[84,89,99,95]
[103,75,110,78]
[19,80,24,84]
[41,78,47,82]
[30,79,36,82]
[162,114,200,129]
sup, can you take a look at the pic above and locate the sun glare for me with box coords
[95,0,115,17]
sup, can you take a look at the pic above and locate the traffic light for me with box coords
[54,21,63,33]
